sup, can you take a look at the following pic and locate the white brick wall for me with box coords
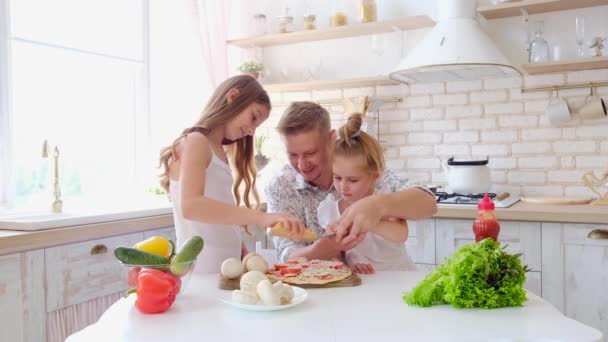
[259,69,608,197]
[433,93,468,106]
[470,90,507,104]
[408,132,442,144]
[445,105,483,119]
[444,131,479,143]
[485,102,523,115]
[447,80,482,93]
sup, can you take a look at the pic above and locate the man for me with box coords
[264,101,437,262]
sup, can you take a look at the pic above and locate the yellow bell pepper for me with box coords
[133,236,172,258]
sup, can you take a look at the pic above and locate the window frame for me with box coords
[0,0,152,209]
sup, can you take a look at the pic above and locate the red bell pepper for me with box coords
[126,269,179,314]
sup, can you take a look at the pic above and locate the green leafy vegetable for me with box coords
[403,238,529,309]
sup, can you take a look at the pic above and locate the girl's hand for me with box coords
[241,242,249,259]
[262,212,306,240]
[352,263,375,274]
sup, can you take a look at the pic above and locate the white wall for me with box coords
[246,1,608,197]
[230,1,608,82]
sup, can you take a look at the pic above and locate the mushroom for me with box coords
[232,290,259,305]
[239,270,268,295]
[273,281,294,305]
[241,252,260,273]
[221,258,243,279]
[246,255,268,273]
[256,279,281,306]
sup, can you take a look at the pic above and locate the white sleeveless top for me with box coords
[170,153,242,274]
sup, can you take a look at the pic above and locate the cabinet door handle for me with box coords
[587,229,608,240]
[90,244,108,255]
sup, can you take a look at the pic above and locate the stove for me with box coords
[432,190,520,208]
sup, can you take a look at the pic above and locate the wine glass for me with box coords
[575,16,585,57]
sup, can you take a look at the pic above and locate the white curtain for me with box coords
[190,0,233,88]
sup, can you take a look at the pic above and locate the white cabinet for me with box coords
[435,219,542,296]
[406,219,436,268]
[542,223,608,339]
[0,250,45,342]
[45,232,144,312]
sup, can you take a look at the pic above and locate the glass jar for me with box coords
[528,21,550,63]
[252,14,267,36]
[277,15,294,33]
[330,0,348,27]
[359,0,377,23]
[303,14,316,30]
[276,6,294,33]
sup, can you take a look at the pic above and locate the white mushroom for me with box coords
[221,258,243,279]
[257,279,281,306]
[246,255,268,273]
[232,290,259,305]
[273,281,295,305]
[239,270,268,294]
[241,252,260,272]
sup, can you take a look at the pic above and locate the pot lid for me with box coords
[447,156,489,166]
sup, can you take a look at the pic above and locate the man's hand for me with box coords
[334,195,384,244]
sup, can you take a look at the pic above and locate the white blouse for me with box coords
[317,191,417,271]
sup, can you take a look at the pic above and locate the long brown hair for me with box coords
[335,112,385,173]
[159,75,270,212]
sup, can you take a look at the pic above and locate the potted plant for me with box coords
[238,61,264,79]
[254,135,269,170]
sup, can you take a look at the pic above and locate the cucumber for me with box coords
[114,247,170,266]
[170,236,204,275]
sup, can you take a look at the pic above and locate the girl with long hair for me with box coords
[159,75,304,273]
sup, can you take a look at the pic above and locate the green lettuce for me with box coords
[403,238,528,309]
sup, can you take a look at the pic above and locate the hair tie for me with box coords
[350,130,361,139]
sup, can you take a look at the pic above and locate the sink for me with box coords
[0,204,172,231]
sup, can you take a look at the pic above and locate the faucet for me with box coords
[42,140,63,213]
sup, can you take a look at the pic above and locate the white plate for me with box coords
[220,287,308,311]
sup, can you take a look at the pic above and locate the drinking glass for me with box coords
[576,16,585,57]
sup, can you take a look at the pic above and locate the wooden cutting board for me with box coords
[520,197,593,205]
[218,272,362,290]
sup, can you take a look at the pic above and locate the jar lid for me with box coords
[276,15,294,24]
[253,13,266,19]
[304,14,316,20]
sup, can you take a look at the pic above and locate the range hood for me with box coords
[389,0,521,84]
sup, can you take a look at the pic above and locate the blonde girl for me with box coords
[318,112,415,274]
[159,75,304,273]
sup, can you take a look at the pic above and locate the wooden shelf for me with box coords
[226,16,434,48]
[262,77,400,92]
[479,0,608,20]
[522,56,608,75]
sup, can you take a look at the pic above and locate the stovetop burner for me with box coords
[433,191,496,204]
[429,188,519,208]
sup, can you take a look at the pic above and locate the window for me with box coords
[0,0,211,210]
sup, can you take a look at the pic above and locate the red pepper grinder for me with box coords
[472,193,500,242]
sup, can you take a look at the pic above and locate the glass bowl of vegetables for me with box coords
[115,235,204,295]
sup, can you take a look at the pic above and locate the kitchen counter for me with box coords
[65,271,602,342]
[436,201,608,224]
[1,201,607,256]
[0,214,173,256]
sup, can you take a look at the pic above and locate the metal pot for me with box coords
[442,156,490,194]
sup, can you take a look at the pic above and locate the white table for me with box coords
[67,271,603,342]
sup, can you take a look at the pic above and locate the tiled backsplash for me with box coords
[259,69,608,198]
